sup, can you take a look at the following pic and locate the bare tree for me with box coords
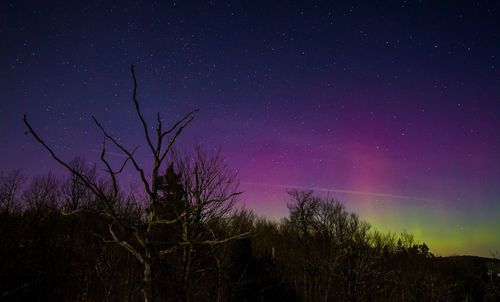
[22,173,60,217]
[23,65,247,302]
[23,65,195,302]
[281,190,378,302]
[164,148,245,301]
[0,170,26,213]
[95,245,122,302]
[61,157,97,212]
[284,190,320,302]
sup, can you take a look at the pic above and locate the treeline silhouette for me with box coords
[1,166,499,302]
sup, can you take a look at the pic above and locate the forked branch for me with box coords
[92,116,152,197]
[23,115,106,202]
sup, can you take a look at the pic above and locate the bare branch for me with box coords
[23,115,107,202]
[92,115,152,197]
[158,245,181,256]
[130,64,157,159]
[159,115,196,163]
[99,138,136,197]
[133,231,146,248]
[160,109,199,139]
[100,139,119,196]
[158,232,250,258]
[108,223,145,264]
[156,112,162,134]
[150,212,186,225]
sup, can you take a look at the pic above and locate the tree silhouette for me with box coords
[23,65,247,302]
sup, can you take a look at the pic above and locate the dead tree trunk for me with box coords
[142,246,153,302]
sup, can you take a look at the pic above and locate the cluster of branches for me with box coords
[2,176,500,301]
[21,65,248,302]
[0,154,249,302]
[263,190,449,301]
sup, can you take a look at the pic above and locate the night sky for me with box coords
[1,1,499,257]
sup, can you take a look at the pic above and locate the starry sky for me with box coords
[1,1,499,257]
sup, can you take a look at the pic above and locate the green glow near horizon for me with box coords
[244,186,499,257]
[357,200,500,257]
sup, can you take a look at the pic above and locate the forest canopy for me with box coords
[1,166,499,301]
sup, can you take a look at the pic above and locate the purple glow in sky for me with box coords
[1,1,499,256]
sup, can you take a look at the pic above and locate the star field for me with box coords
[1,1,499,256]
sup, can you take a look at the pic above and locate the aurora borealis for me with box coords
[1,1,499,257]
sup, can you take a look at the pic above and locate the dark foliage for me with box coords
[1,171,499,301]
